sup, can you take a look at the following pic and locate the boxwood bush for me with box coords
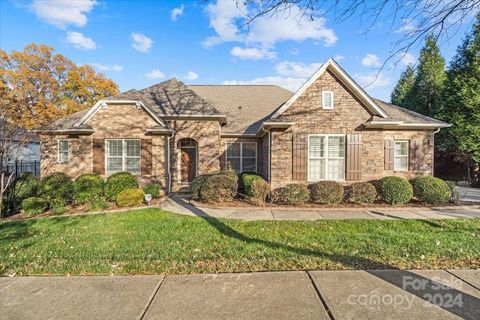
[197,171,238,202]
[6,173,40,213]
[191,174,210,200]
[39,172,74,206]
[143,183,162,199]
[74,173,105,204]
[349,182,377,204]
[105,172,138,201]
[379,176,413,204]
[251,179,270,205]
[410,176,451,204]
[272,183,309,205]
[21,197,48,215]
[309,181,344,205]
[116,188,145,207]
[240,172,264,197]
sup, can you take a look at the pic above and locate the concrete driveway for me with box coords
[1,270,479,320]
[457,186,480,203]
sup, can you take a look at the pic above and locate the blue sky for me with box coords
[0,0,475,101]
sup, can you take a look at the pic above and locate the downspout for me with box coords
[167,132,174,194]
[261,127,271,182]
[432,128,441,176]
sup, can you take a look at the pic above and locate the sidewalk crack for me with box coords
[138,276,165,320]
[306,271,335,320]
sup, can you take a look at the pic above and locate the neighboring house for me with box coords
[37,59,450,192]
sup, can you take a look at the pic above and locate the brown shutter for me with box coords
[93,139,105,175]
[141,139,153,175]
[292,133,307,180]
[346,134,362,181]
[410,140,421,171]
[384,139,394,170]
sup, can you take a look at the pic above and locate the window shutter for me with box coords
[384,140,394,170]
[93,139,105,175]
[410,140,421,171]
[346,134,362,181]
[141,139,153,175]
[292,133,307,180]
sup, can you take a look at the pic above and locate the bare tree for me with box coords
[239,0,480,70]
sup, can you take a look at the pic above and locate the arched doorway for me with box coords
[178,138,197,183]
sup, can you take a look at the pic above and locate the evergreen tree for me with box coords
[408,35,446,117]
[439,15,480,182]
[391,64,415,107]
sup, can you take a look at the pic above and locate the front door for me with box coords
[181,148,196,183]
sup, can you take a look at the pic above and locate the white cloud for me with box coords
[131,33,153,53]
[230,46,276,60]
[91,63,123,72]
[30,0,97,29]
[223,76,305,92]
[354,72,391,89]
[184,71,199,80]
[203,0,337,48]
[396,19,418,33]
[171,4,184,21]
[399,52,416,66]
[145,69,165,79]
[66,32,96,50]
[334,55,345,61]
[275,61,322,78]
[361,54,382,68]
[289,48,299,55]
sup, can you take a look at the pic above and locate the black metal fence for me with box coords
[2,160,40,178]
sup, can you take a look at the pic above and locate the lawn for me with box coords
[1,208,479,275]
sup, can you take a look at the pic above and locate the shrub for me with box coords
[251,179,270,206]
[21,197,48,215]
[88,199,109,211]
[105,172,138,201]
[74,173,105,204]
[143,183,161,199]
[6,173,40,213]
[309,181,344,205]
[379,176,413,204]
[410,176,451,204]
[240,172,264,197]
[445,180,456,193]
[198,172,238,202]
[272,184,309,205]
[349,182,377,204]
[116,188,145,207]
[191,174,210,200]
[39,172,74,206]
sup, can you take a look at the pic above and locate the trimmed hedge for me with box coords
[349,182,377,204]
[143,183,161,199]
[191,174,210,200]
[116,188,145,207]
[21,197,48,215]
[39,172,74,206]
[241,172,264,197]
[309,181,344,205]
[272,184,309,205]
[251,179,270,205]
[12,173,40,201]
[410,176,451,204]
[74,173,105,204]
[379,176,413,204]
[197,171,238,202]
[105,172,138,201]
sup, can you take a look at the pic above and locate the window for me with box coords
[308,135,345,181]
[322,91,334,109]
[58,140,69,164]
[106,139,141,175]
[394,140,409,171]
[226,142,257,173]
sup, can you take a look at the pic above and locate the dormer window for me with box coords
[322,91,334,109]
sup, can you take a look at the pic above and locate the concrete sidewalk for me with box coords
[1,270,479,320]
[159,195,480,221]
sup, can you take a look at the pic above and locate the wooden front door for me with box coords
[181,147,196,183]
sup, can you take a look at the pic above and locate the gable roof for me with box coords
[271,58,390,119]
[189,85,293,134]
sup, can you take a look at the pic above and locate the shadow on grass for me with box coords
[171,196,480,319]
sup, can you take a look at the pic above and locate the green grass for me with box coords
[1,208,479,275]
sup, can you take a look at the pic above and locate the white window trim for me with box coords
[394,140,409,172]
[225,141,257,173]
[322,91,334,109]
[105,139,141,175]
[177,139,199,184]
[57,139,69,164]
[307,134,345,182]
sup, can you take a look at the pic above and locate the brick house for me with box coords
[37,59,449,192]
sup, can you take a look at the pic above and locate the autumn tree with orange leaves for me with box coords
[0,43,119,130]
